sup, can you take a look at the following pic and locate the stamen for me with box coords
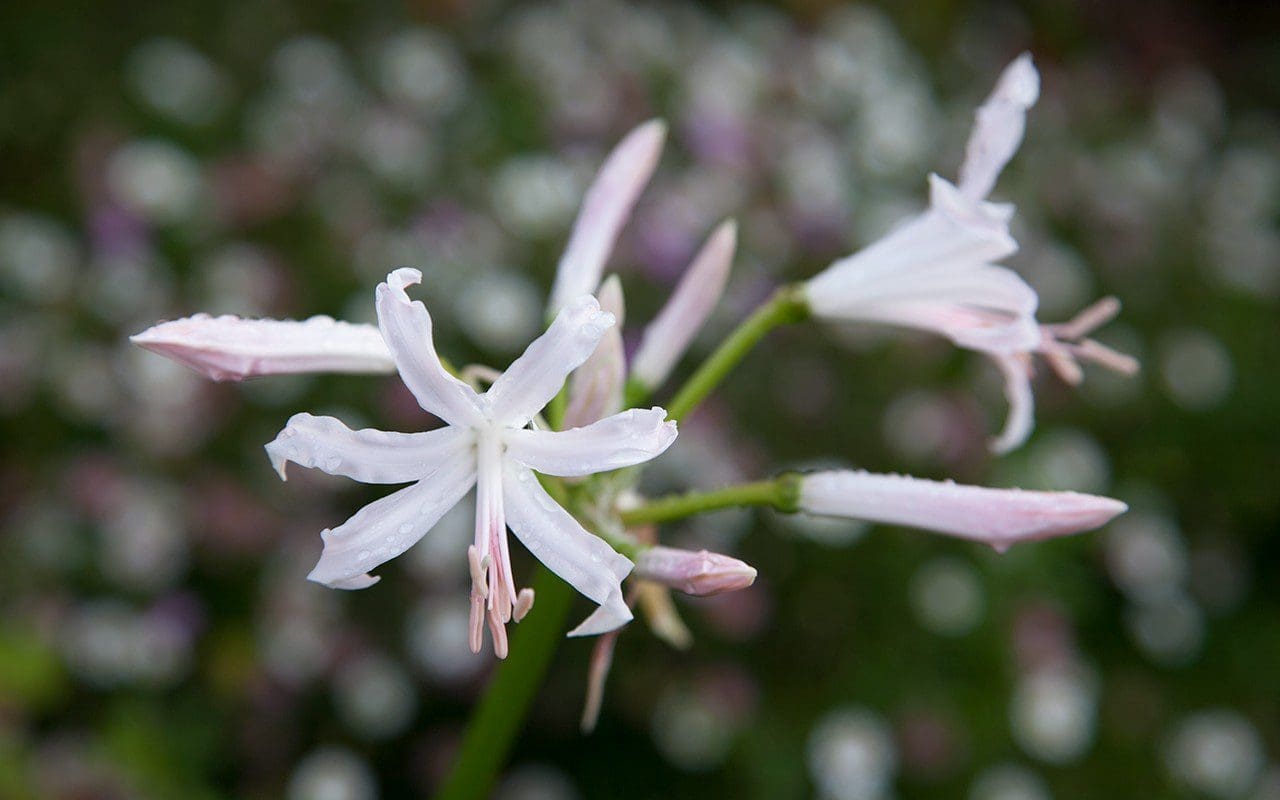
[1075,338,1140,375]
[1041,346,1083,385]
[468,593,485,655]
[1050,296,1122,340]
[513,588,535,622]
[487,606,509,660]
[467,545,489,599]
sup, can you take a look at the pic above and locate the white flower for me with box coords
[804,54,1041,355]
[798,469,1127,553]
[265,269,677,657]
[803,54,1137,453]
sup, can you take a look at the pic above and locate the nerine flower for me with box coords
[265,268,677,657]
[803,54,1134,452]
[804,54,1042,355]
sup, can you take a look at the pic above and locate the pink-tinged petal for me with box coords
[563,275,626,428]
[631,219,736,391]
[799,470,1127,551]
[130,314,395,381]
[567,596,633,638]
[484,295,615,427]
[957,53,1040,201]
[504,407,677,477]
[548,120,666,314]
[307,453,477,588]
[581,627,621,733]
[502,462,633,632]
[990,353,1036,455]
[375,268,484,428]
[633,546,757,596]
[265,412,473,484]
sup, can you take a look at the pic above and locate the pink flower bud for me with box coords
[634,546,757,596]
[131,314,395,381]
[631,219,736,391]
[549,119,666,314]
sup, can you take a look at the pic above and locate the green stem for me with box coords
[434,566,575,800]
[664,285,809,421]
[619,473,802,526]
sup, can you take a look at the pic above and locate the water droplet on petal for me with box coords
[398,523,413,535]
[324,456,342,470]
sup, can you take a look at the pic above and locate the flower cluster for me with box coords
[133,55,1131,726]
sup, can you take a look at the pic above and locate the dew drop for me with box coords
[398,523,413,535]
[324,456,342,470]
[357,549,372,560]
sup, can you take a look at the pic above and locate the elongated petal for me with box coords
[485,295,615,427]
[130,314,395,381]
[307,454,477,588]
[799,470,1126,551]
[630,219,736,391]
[265,412,473,484]
[563,275,626,428]
[567,599,634,638]
[548,120,667,314]
[989,353,1036,454]
[375,268,484,427]
[502,462,633,632]
[504,407,677,477]
[958,53,1040,201]
[581,627,622,733]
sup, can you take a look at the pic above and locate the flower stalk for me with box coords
[435,565,576,800]
[661,285,809,420]
[620,473,803,526]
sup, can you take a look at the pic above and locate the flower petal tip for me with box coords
[386,267,423,292]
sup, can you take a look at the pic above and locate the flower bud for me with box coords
[798,470,1127,552]
[634,546,757,596]
[630,219,736,391]
[131,314,395,381]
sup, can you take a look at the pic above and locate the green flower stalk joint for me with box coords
[133,54,1134,800]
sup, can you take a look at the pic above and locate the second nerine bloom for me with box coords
[802,54,1136,452]
[265,268,677,657]
[804,54,1042,356]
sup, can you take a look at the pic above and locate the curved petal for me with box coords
[567,597,634,638]
[563,275,626,428]
[484,295,614,427]
[798,470,1126,552]
[306,452,477,588]
[989,353,1036,454]
[130,314,395,381]
[502,462,633,630]
[504,407,677,477]
[265,412,473,483]
[375,268,484,427]
[958,53,1039,201]
[630,219,736,391]
[548,120,666,314]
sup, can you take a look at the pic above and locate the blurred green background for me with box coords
[2,1,1278,798]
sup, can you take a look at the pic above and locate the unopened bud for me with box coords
[633,546,757,596]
